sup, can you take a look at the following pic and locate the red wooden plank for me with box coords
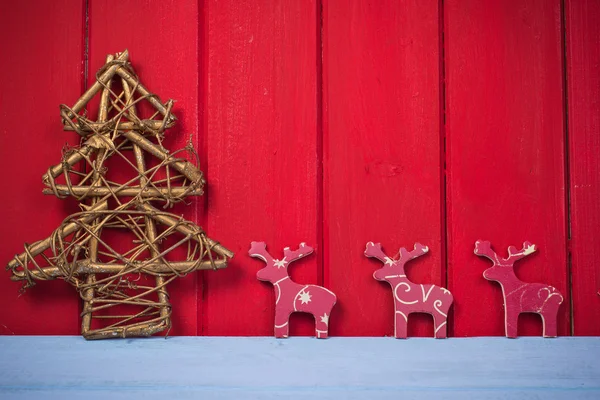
[203,0,319,336]
[566,0,600,336]
[88,0,200,335]
[446,0,569,336]
[323,0,442,337]
[0,0,84,335]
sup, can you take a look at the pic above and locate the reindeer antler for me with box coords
[364,242,391,263]
[283,243,314,263]
[505,241,536,264]
[398,243,429,262]
[474,240,500,264]
[248,241,274,264]
[474,240,536,266]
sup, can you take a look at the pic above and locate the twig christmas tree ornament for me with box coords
[364,242,453,339]
[249,242,337,338]
[6,50,233,339]
[474,240,563,338]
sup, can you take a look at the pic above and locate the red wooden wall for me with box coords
[0,0,598,337]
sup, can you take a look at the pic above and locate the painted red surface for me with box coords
[202,0,319,337]
[365,243,453,338]
[87,0,201,336]
[323,0,443,338]
[445,0,570,337]
[249,242,337,338]
[474,241,564,338]
[566,0,600,336]
[1,0,599,337]
[0,0,84,335]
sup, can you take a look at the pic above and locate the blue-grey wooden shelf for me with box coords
[1,336,599,399]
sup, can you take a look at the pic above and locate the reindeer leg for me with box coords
[541,293,562,338]
[433,314,448,339]
[505,311,519,338]
[394,311,408,339]
[541,310,558,338]
[315,315,329,339]
[274,311,290,339]
[314,304,334,339]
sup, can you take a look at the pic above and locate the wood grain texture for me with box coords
[2,1,599,338]
[88,0,200,335]
[1,337,600,399]
[445,0,569,336]
[566,0,600,335]
[323,0,442,336]
[203,0,319,335]
[0,0,84,335]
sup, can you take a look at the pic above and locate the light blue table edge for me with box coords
[1,336,599,399]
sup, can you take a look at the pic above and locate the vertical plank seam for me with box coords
[78,0,90,335]
[199,0,208,336]
[196,0,201,337]
[439,0,449,307]
[82,0,89,93]
[316,0,324,288]
[560,0,574,336]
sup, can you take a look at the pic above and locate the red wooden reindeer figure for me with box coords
[249,242,337,339]
[364,242,453,339]
[474,240,564,338]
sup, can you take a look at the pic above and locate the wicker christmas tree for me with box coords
[6,50,233,339]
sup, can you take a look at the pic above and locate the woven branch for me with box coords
[6,50,232,339]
